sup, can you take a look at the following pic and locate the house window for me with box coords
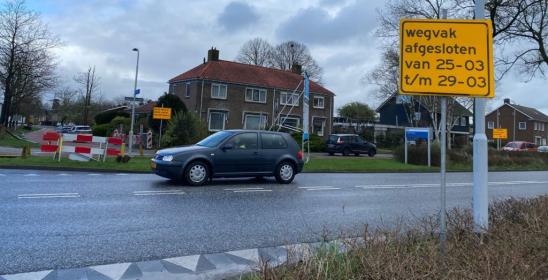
[208,111,226,131]
[280,91,299,106]
[211,84,227,99]
[487,121,494,129]
[542,123,545,131]
[535,136,544,146]
[244,113,267,130]
[185,83,190,98]
[280,116,300,129]
[460,117,467,126]
[519,122,526,130]
[313,96,325,109]
[245,88,267,103]
[312,117,326,136]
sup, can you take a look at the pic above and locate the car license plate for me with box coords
[150,161,156,169]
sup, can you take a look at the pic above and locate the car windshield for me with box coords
[196,131,233,147]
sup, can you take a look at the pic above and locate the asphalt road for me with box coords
[0,169,547,274]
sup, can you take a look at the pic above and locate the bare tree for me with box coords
[74,66,100,125]
[236,37,274,67]
[0,0,59,128]
[271,41,323,82]
[236,38,324,82]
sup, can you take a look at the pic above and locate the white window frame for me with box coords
[245,88,267,103]
[313,96,325,109]
[487,121,494,129]
[185,83,190,98]
[312,117,326,136]
[211,83,227,100]
[279,91,299,106]
[208,110,227,132]
[280,116,300,129]
[519,121,526,130]
[243,113,267,130]
[542,123,545,131]
[460,116,467,126]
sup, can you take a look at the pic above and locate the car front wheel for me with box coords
[368,148,376,157]
[184,161,209,186]
[275,161,296,184]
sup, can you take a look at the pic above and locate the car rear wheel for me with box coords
[184,161,209,186]
[368,149,376,157]
[275,161,296,184]
[342,148,351,156]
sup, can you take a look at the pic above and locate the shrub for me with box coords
[375,131,404,148]
[160,112,206,147]
[91,123,110,137]
[291,133,326,152]
[94,110,130,125]
[394,142,441,166]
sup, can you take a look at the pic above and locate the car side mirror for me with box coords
[222,143,233,151]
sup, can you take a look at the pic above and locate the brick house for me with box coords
[485,98,548,146]
[168,48,335,137]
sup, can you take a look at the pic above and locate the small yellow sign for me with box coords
[493,128,508,139]
[400,19,494,98]
[153,107,172,120]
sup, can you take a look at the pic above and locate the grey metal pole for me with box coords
[428,129,431,167]
[440,97,447,255]
[129,48,140,155]
[472,0,489,233]
[404,130,408,164]
[439,9,448,256]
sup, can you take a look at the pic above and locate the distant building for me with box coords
[168,48,335,137]
[485,98,548,146]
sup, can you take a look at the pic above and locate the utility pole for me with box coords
[129,48,140,155]
[472,0,489,233]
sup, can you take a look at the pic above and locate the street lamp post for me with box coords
[128,48,139,155]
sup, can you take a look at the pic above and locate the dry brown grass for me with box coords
[249,196,548,280]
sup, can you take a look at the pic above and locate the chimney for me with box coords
[291,64,302,75]
[207,47,219,62]
[504,98,510,104]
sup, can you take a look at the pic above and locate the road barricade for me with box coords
[39,132,125,162]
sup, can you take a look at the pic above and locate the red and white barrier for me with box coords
[40,132,125,162]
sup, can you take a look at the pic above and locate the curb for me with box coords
[0,239,359,280]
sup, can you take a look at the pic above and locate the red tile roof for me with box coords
[169,60,334,95]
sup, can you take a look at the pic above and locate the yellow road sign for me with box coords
[153,107,172,120]
[400,19,494,98]
[493,128,507,139]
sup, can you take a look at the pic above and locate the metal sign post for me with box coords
[472,0,489,234]
[440,96,447,254]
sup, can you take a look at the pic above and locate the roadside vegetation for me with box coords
[0,156,151,172]
[0,132,39,149]
[394,144,548,171]
[244,196,548,280]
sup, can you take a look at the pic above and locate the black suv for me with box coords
[151,130,305,185]
[326,134,376,157]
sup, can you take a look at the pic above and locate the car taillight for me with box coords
[297,150,303,160]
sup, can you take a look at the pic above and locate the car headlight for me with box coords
[162,155,174,162]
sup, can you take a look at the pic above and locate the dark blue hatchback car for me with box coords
[151,130,304,185]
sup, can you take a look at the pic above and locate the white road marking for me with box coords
[88,174,101,176]
[57,173,71,176]
[0,174,5,176]
[299,186,341,191]
[23,174,39,177]
[356,181,548,190]
[116,173,128,176]
[132,190,185,196]
[18,193,80,199]
[224,187,265,191]
[233,189,272,193]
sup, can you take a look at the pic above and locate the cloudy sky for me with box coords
[27,0,547,114]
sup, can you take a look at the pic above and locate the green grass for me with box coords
[0,133,39,148]
[0,156,152,172]
[304,158,435,172]
[0,155,545,173]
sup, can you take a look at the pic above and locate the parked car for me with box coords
[70,125,92,134]
[151,130,305,186]
[537,146,548,153]
[60,126,74,133]
[326,134,376,157]
[502,141,537,152]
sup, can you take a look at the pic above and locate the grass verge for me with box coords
[245,196,548,279]
[0,156,152,172]
[0,132,39,148]
[0,156,546,173]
